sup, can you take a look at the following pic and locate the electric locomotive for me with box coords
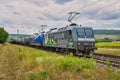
[43,23,97,56]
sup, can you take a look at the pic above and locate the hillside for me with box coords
[94,30,120,42]
[94,30,120,35]
[9,34,30,38]
[0,43,120,80]
[8,34,30,41]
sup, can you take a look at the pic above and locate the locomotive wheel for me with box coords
[89,52,93,58]
[73,51,78,56]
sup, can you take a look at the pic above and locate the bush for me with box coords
[56,57,96,72]
[0,28,9,44]
[29,73,37,80]
[95,38,113,43]
[38,70,48,80]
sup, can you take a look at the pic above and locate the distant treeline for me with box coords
[8,34,30,42]
[96,38,118,43]
[9,34,30,37]
[94,30,120,35]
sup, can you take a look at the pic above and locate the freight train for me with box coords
[11,23,97,56]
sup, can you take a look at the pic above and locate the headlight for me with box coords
[78,43,80,45]
[91,43,94,46]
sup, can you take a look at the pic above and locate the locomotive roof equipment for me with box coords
[68,12,80,24]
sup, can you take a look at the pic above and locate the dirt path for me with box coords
[0,44,21,80]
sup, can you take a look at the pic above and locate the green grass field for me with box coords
[0,43,120,80]
[96,42,120,48]
[95,48,120,56]
[95,42,120,56]
[95,35,120,40]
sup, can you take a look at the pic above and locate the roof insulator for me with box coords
[70,23,78,26]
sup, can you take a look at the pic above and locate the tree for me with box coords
[0,28,9,44]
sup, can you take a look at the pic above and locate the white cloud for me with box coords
[0,0,120,34]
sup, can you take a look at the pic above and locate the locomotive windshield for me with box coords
[76,28,85,38]
[85,28,94,38]
[76,28,94,38]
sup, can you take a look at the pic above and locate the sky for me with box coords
[0,0,120,34]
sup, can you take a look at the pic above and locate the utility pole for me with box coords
[17,29,19,36]
[17,29,19,41]
[40,25,47,33]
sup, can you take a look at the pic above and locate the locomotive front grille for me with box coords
[79,42,93,46]
[77,42,95,50]
[83,42,89,46]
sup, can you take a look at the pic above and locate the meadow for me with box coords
[95,48,120,56]
[96,42,120,48]
[95,34,120,40]
[95,42,120,56]
[0,43,120,80]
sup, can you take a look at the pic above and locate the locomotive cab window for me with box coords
[85,28,94,38]
[76,28,85,38]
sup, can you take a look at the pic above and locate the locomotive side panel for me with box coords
[43,30,74,49]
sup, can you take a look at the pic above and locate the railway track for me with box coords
[93,53,120,68]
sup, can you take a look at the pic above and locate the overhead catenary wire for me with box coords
[81,8,120,21]
[74,0,104,12]
[70,0,119,18]
[90,0,118,13]
[96,0,119,16]
[96,8,120,19]
[71,0,119,22]
[66,0,104,15]
[77,5,120,26]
